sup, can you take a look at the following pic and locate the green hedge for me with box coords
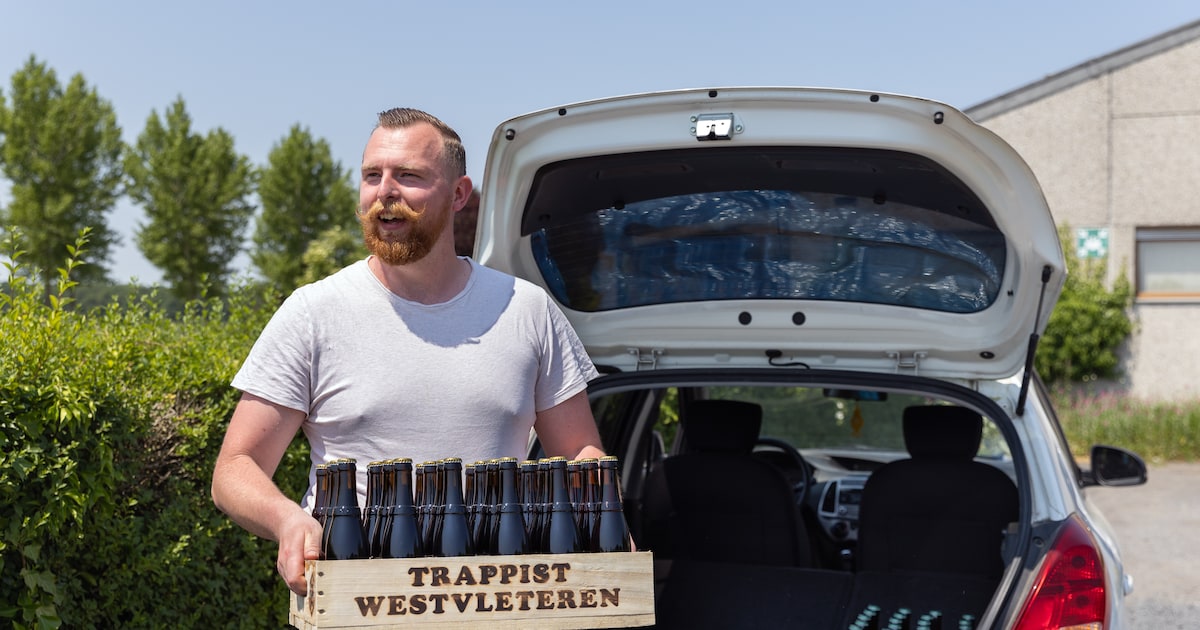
[1,230,308,629]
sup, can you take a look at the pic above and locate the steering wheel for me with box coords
[753,436,812,506]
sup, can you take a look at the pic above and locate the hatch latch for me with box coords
[693,113,736,141]
[628,348,664,371]
[887,351,927,374]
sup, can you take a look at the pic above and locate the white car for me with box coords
[475,87,1147,630]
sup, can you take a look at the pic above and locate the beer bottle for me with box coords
[535,458,555,552]
[413,460,426,537]
[469,461,490,554]
[542,456,584,554]
[429,460,446,553]
[483,459,502,554]
[317,462,338,555]
[322,459,368,560]
[364,461,385,558]
[383,458,423,558]
[580,458,601,549]
[492,457,530,555]
[313,463,331,528]
[593,456,632,553]
[464,461,477,534]
[568,459,583,505]
[376,460,396,556]
[568,459,587,549]
[418,460,439,553]
[436,457,474,557]
[519,460,539,544]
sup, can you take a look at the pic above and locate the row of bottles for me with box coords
[848,604,969,630]
[314,455,631,560]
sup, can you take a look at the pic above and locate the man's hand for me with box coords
[277,509,324,595]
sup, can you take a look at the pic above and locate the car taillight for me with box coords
[1014,514,1107,630]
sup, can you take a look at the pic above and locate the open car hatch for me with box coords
[475,87,1064,379]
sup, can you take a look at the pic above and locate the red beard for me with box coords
[359,197,451,265]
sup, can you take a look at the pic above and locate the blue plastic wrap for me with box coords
[533,190,1005,314]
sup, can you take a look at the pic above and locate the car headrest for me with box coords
[902,405,983,460]
[684,399,763,454]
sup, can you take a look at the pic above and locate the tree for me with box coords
[296,224,368,287]
[0,56,123,297]
[124,97,255,300]
[252,124,357,291]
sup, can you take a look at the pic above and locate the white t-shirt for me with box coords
[231,257,599,509]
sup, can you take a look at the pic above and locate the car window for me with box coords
[704,385,1010,459]
[525,147,1006,314]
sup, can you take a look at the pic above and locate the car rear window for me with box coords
[525,147,1006,313]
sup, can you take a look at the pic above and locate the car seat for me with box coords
[857,405,1018,579]
[640,399,812,567]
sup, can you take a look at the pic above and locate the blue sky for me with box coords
[2,1,1198,284]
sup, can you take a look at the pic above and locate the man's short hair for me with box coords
[376,107,467,177]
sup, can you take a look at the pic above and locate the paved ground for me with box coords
[1087,461,1200,629]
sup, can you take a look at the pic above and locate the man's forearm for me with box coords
[211,453,307,541]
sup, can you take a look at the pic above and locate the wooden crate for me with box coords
[289,551,654,629]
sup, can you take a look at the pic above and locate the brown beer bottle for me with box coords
[316,463,336,555]
[313,463,331,528]
[383,458,423,558]
[322,459,368,560]
[482,459,501,554]
[464,461,477,536]
[418,460,439,552]
[376,460,396,556]
[580,458,601,549]
[593,456,632,553]
[428,460,446,553]
[567,460,585,540]
[492,457,530,555]
[470,460,492,554]
[436,458,474,557]
[532,458,552,552]
[542,456,584,554]
[519,460,539,543]
[364,460,385,558]
[568,459,583,508]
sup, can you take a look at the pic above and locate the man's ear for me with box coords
[453,175,474,212]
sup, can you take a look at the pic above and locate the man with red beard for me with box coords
[211,108,607,595]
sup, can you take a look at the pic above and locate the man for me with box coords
[211,108,605,595]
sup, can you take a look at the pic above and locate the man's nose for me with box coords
[377,174,399,202]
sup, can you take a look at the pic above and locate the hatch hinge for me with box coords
[627,347,664,371]
[887,350,927,374]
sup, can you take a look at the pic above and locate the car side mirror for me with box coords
[1085,444,1148,487]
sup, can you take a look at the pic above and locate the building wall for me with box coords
[977,38,1200,401]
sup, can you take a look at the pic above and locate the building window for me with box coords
[1136,228,1200,300]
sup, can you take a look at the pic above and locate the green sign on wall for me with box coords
[1075,228,1109,259]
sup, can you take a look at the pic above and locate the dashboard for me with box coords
[816,475,868,543]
